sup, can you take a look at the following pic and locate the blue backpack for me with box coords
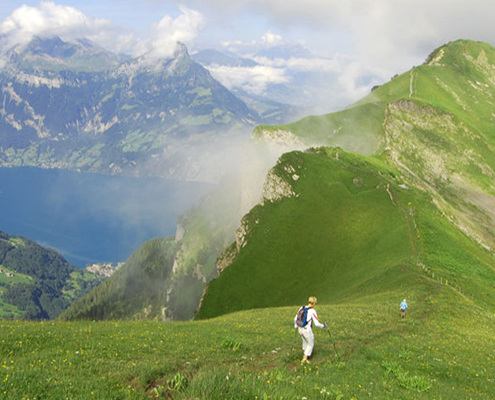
[296,306,311,327]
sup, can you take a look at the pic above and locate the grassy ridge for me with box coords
[255,40,495,163]
[197,147,495,317]
[1,283,494,399]
[196,149,417,318]
[15,39,495,399]
[253,102,386,155]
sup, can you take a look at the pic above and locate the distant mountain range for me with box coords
[192,43,376,115]
[192,49,306,124]
[0,36,298,181]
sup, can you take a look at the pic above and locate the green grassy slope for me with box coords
[256,40,495,155]
[197,147,495,319]
[254,40,495,187]
[196,39,495,318]
[363,40,495,139]
[250,41,495,255]
[2,286,494,399]
[197,149,412,318]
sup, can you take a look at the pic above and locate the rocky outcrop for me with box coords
[216,243,237,274]
[261,161,300,204]
[262,169,296,204]
[252,128,306,148]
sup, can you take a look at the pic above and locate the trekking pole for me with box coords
[325,322,341,361]
[292,328,298,350]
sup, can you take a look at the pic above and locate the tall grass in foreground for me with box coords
[1,282,494,399]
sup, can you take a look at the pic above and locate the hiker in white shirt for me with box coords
[294,296,327,363]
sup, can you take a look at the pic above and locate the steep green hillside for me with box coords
[252,102,386,155]
[256,40,495,153]
[253,40,495,251]
[197,148,495,318]
[198,149,411,317]
[363,40,495,137]
[0,231,104,319]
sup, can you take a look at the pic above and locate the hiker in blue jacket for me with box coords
[400,298,408,318]
[294,296,327,363]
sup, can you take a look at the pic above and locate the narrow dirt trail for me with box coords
[409,69,415,98]
[387,184,418,258]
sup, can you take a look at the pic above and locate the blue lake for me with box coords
[0,167,212,268]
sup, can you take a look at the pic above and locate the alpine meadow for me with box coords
[2,39,495,399]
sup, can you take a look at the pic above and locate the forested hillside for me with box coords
[0,231,104,319]
[62,177,246,321]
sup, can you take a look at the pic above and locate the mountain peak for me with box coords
[424,39,490,66]
[6,35,121,72]
[174,42,189,59]
[25,35,74,58]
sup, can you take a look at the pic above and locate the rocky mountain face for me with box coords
[0,36,265,181]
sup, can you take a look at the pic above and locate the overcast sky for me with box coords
[1,0,494,111]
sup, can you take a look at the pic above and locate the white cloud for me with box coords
[206,64,290,95]
[337,61,377,103]
[252,55,339,72]
[146,6,206,60]
[192,0,495,78]
[220,30,285,54]
[0,2,111,48]
[260,31,282,47]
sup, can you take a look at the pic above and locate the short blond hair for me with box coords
[308,296,317,306]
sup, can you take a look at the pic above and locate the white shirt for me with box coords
[294,307,325,329]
